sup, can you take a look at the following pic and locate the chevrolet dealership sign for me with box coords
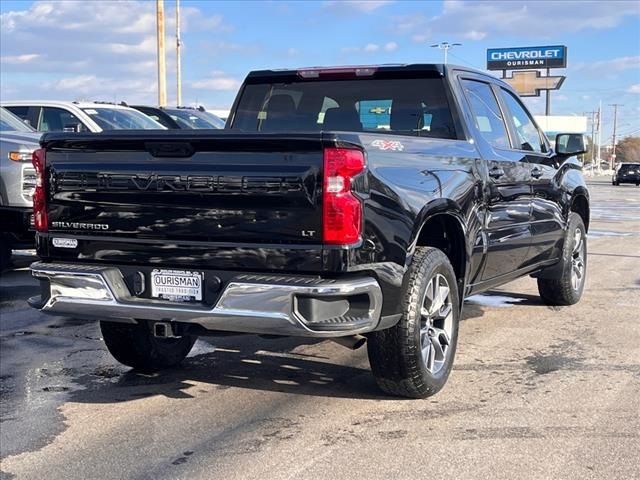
[487,45,567,70]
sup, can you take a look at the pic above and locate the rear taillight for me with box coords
[32,148,48,232]
[323,147,365,245]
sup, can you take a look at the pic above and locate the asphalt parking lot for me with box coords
[1,177,638,480]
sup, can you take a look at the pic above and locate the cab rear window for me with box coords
[231,77,457,139]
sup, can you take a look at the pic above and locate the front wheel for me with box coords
[0,239,11,272]
[100,321,196,371]
[537,212,587,306]
[367,247,460,398]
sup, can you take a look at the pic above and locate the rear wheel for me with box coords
[367,247,460,398]
[537,212,587,306]
[100,321,196,371]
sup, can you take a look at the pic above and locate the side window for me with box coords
[146,112,174,129]
[39,107,86,132]
[5,106,29,120]
[461,79,510,149]
[500,89,545,153]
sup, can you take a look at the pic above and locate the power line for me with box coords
[448,52,485,71]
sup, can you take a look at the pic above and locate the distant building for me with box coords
[535,115,587,143]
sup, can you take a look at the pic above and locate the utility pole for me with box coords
[597,100,602,174]
[156,0,167,106]
[430,42,462,64]
[583,110,597,171]
[176,0,182,106]
[609,103,623,170]
[545,68,551,116]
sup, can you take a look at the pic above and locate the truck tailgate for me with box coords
[41,133,326,270]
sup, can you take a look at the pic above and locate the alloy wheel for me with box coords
[419,273,454,375]
[571,228,586,291]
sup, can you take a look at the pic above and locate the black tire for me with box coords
[367,247,460,399]
[537,212,587,306]
[0,239,12,272]
[100,321,196,371]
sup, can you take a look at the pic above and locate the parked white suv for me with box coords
[1,101,165,133]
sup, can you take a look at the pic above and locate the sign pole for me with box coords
[545,68,551,116]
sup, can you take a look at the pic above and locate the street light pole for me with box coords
[430,42,462,64]
[176,0,182,106]
[156,0,167,107]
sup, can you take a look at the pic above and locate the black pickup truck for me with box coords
[29,64,589,398]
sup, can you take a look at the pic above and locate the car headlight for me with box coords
[8,151,33,162]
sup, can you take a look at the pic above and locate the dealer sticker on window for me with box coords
[151,269,203,302]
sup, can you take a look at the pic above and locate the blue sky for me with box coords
[1,0,639,141]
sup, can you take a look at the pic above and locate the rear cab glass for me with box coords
[231,76,458,139]
[619,164,640,173]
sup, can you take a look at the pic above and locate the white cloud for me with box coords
[190,72,241,91]
[323,1,393,13]
[0,1,235,104]
[464,30,486,41]
[574,56,640,72]
[199,41,260,56]
[627,84,640,94]
[384,42,398,52]
[394,0,640,41]
[287,48,299,57]
[53,75,99,92]
[105,36,157,56]
[0,53,40,63]
[412,34,430,43]
[342,42,398,54]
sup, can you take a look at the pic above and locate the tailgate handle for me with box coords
[145,142,195,158]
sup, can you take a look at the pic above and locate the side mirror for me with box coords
[555,133,587,156]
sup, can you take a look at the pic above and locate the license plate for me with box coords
[151,269,203,302]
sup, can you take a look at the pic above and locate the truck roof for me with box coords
[245,63,507,87]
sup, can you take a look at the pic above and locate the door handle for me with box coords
[531,167,543,178]
[488,166,505,179]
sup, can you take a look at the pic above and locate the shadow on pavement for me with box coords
[69,301,503,405]
[68,335,393,403]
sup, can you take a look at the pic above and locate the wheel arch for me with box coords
[411,201,470,298]
[570,188,590,232]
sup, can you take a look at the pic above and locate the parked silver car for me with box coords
[0,107,41,269]
[2,100,166,132]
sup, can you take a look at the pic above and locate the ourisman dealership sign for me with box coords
[486,45,567,70]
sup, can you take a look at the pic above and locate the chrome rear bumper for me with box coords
[30,262,383,337]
